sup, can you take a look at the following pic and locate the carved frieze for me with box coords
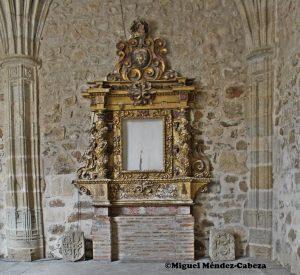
[109,181,178,200]
[73,178,208,205]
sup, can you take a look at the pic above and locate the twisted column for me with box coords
[173,109,191,177]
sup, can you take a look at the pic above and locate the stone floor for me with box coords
[0,257,292,275]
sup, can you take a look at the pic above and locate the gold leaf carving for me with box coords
[129,81,156,105]
[74,20,211,204]
[109,181,178,200]
[192,140,211,178]
[77,112,108,180]
[173,109,191,177]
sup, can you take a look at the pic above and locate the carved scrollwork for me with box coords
[79,186,91,196]
[107,19,179,82]
[163,69,179,80]
[77,112,108,180]
[192,140,211,178]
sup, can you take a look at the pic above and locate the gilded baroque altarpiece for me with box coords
[73,19,211,260]
[74,19,210,205]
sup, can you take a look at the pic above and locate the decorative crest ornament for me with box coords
[107,19,179,82]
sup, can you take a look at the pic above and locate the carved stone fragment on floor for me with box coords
[61,230,85,262]
[209,229,235,261]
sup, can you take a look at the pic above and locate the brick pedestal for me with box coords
[92,207,112,261]
[92,205,194,261]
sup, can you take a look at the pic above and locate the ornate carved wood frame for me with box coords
[113,109,172,179]
[73,19,211,206]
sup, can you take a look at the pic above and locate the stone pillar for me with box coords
[0,1,52,261]
[245,49,274,258]
[234,0,275,259]
[1,57,44,260]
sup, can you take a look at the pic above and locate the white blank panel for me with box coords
[122,119,164,171]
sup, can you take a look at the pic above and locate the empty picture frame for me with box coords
[122,118,164,171]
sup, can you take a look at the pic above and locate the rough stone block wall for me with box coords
[273,1,300,273]
[38,0,248,258]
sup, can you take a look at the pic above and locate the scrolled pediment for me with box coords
[107,19,178,82]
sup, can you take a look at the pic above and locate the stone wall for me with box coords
[38,0,249,258]
[273,0,300,273]
[0,50,6,257]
